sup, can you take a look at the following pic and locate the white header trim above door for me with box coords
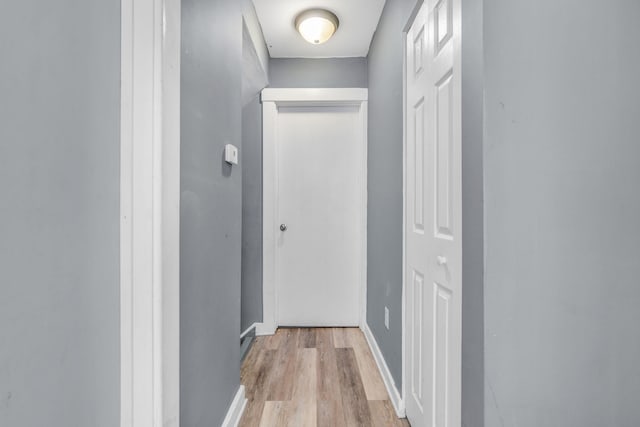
[260,88,368,335]
[262,88,368,103]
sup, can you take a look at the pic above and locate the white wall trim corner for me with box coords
[240,323,258,339]
[361,323,406,418]
[261,88,368,104]
[120,0,181,426]
[401,25,409,422]
[358,100,369,330]
[261,100,279,336]
[254,322,277,337]
[241,1,269,79]
[221,386,248,427]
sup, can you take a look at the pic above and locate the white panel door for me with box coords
[405,0,461,425]
[276,106,363,326]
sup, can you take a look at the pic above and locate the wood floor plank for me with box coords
[287,399,317,427]
[259,400,317,427]
[368,400,409,427]
[316,337,348,423]
[335,348,373,426]
[263,328,284,350]
[317,345,341,401]
[346,328,389,400]
[266,328,299,401]
[298,328,317,348]
[259,401,289,427]
[317,400,347,427]
[241,348,262,399]
[315,328,334,351]
[241,337,263,381]
[252,335,267,351]
[238,399,265,427]
[246,349,277,401]
[292,348,317,402]
[332,327,350,348]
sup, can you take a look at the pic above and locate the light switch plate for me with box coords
[224,144,239,165]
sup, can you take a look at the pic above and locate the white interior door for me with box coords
[405,0,461,426]
[275,104,364,327]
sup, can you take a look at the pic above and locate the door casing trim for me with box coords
[259,88,368,334]
[120,0,181,425]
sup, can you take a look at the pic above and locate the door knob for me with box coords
[436,256,447,265]
[280,224,287,231]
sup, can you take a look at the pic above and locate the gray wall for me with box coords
[484,0,640,426]
[180,0,243,424]
[0,1,121,426]
[367,0,418,391]
[241,94,263,332]
[461,0,485,425]
[269,57,368,88]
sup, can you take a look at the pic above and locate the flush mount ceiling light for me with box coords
[295,9,339,45]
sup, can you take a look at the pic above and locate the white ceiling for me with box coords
[252,0,386,58]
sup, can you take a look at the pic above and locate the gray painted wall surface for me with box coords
[366,0,417,389]
[181,0,242,424]
[269,58,368,88]
[484,1,640,426]
[241,94,263,332]
[461,0,484,425]
[0,1,120,425]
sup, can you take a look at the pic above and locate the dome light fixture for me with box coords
[295,9,339,45]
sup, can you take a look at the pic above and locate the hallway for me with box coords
[3,0,640,425]
[239,328,410,426]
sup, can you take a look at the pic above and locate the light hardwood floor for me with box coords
[239,327,411,427]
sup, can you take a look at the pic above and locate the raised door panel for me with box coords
[413,98,426,233]
[411,270,425,412]
[433,283,452,426]
[434,0,453,54]
[435,71,454,239]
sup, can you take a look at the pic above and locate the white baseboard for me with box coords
[361,323,405,418]
[254,322,276,336]
[221,385,247,427]
[241,323,258,339]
